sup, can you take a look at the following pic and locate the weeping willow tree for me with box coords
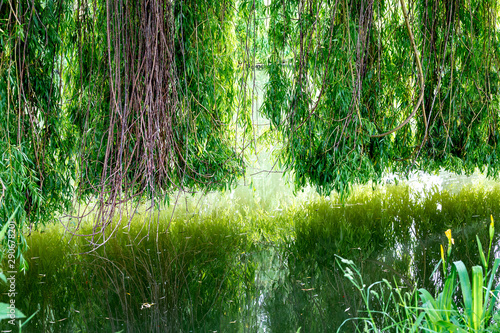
[1,0,250,254]
[263,0,500,194]
[65,0,247,242]
[1,0,499,253]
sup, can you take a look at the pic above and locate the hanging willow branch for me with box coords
[370,0,425,138]
[64,0,246,246]
[97,0,179,224]
[262,0,500,195]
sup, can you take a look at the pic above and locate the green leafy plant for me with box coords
[338,216,500,332]
[419,219,500,332]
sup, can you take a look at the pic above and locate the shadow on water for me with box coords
[3,182,500,332]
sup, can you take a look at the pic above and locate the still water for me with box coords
[7,171,500,332]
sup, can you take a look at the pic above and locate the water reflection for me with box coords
[235,183,500,332]
[246,227,494,331]
[5,181,500,332]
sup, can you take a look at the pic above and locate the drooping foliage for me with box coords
[1,0,500,248]
[263,0,500,195]
[1,0,249,246]
[66,0,246,228]
[0,0,74,264]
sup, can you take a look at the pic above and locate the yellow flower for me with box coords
[440,244,445,263]
[490,215,495,241]
[445,229,454,245]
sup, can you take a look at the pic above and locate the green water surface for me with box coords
[3,175,500,332]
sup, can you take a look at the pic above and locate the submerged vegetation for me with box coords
[3,181,500,332]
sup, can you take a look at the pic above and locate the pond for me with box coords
[3,171,500,332]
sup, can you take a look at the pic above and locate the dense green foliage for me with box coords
[263,0,500,194]
[1,0,500,243]
[0,0,74,264]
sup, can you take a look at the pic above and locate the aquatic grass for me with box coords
[335,255,423,332]
[4,198,263,332]
[293,183,500,272]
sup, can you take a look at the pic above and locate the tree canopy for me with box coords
[1,0,500,250]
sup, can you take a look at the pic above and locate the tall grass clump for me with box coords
[5,206,258,332]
